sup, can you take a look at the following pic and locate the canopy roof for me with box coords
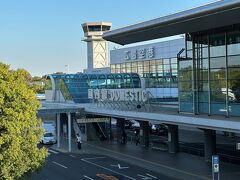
[103,0,240,45]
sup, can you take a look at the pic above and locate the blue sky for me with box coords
[0,0,214,76]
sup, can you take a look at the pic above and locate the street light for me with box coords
[65,65,69,74]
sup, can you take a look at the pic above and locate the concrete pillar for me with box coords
[168,124,179,153]
[67,112,71,152]
[57,113,60,148]
[139,121,150,147]
[204,129,216,162]
[116,118,125,143]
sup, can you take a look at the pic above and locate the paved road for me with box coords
[28,148,178,180]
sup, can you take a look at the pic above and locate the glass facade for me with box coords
[179,24,240,116]
[52,73,141,103]
[110,58,178,89]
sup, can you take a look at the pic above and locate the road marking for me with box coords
[52,161,68,169]
[146,173,157,179]
[137,174,152,180]
[81,158,136,180]
[48,152,51,156]
[69,155,76,158]
[48,149,59,154]
[83,175,95,180]
[84,143,208,180]
[111,164,129,169]
[82,156,106,160]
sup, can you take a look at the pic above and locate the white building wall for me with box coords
[110,38,185,64]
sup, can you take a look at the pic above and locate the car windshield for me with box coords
[44,133,53,137]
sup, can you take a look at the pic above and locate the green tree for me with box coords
[0,63,47,179]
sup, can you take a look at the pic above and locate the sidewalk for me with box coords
[52,137,240,180]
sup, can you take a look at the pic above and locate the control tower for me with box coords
[82,22,112,70]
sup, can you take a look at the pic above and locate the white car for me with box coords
[41,132,56,144]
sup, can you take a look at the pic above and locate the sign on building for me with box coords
[88,89,149,102]
[125,47,155,60]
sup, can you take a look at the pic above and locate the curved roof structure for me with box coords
[103,0,240,45]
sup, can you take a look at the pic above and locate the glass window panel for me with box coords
[163,64,170,71]
[211,91,226,102]
[228,44,240,56]
[201,59,209,69]
[179,81,192,91]
[198,81,209,91]
[228,55,240,67]
[131,62,137,73]
[121,63,126,69]
[180,102,193,112]
[126,62,131,68]
[229,103,240,116]
[156,63,163,70]
[150,65,156,73]
[179,70,192,81]
[210,69,225,80]
[198,91,209,102]
[170,58,177,64]
[210,103,227,115]
[198,69,208,81]
[228,68,240,79]
[144,61,150,72]
[187,41,192,50]
[171,63,177,69]
[110,64,115,73]
[198,102,209,113]
[155,59,163,65]
[209,33,226,57]
[228,79,240,93]
[210,44,225,57]
[210,80,226,91]
[187,50,193,58]
[179,60,192,70]
[179,91,193,102]
[210,57,226,68]
[202,47,209,58]
[227,31,240,55]
[163,59,170,64]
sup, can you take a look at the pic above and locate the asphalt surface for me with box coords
[27,147,179,180]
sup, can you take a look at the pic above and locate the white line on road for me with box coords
[52,161,68,169]
[49,149,59,154]
[146,173,157,179]
[82,156,106,160]
[137,174,152,180]
[69,155,76,158]
[48,153,51,156]
[83,175,95,180]
[81,158,136,180]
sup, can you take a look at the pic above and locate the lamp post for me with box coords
[65,65,69,74]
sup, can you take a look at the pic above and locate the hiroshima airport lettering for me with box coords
[88,89,149,102]
[125,47,155,60]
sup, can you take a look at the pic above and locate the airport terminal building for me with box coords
[46,0,240,163]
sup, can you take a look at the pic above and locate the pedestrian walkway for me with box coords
[52,137,240,180]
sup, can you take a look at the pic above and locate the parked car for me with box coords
[41,132,56,144]
[151,124,168,136]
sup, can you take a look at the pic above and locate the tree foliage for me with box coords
[0,63,47,179]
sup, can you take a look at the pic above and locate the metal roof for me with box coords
[103,0,240,45]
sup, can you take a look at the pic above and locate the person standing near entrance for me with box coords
[76,133,82,150]
[135,130,140,146]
